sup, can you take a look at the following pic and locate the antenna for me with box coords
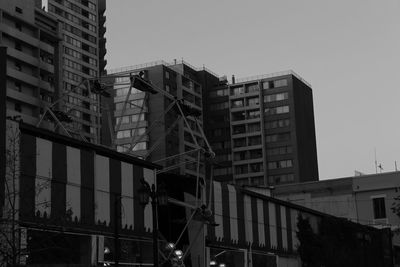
[374,148,378,174]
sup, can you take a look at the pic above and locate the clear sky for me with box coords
[105,0,400,179]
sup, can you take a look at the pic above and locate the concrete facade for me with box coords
[0,1,61,125]
[203,71,319,186]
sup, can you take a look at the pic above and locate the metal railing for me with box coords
[107,60,171,74]
[107,59,220,79]
[235,70,312,88]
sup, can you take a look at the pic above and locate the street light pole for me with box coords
[151,184,159,267]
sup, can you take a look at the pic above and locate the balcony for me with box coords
[7,88,40,107]
[1,24,39,47]
[7,68,39,87]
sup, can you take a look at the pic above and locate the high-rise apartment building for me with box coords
[108,61,215,179]
[0,0,107,144]
[0,1,61,125]
[204,71,319,186]
[46,0,106,143]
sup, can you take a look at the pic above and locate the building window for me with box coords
[264,105,289,115]
[268,173,294,184]
[249,163,263,173]
[234,151,247,161]
[15,82,22,92]
[116,116,130,125]
[247,123,260,133]
[265,119,290,129]
[265,132,291,142]
[263,79,288,89]
[274,79,288,88]
[15,43,22,51]
[88,2,96,10]
[14,103,22,112]
[249,149,262,159]
[232,111,246,121]
[165,71,170,79]
[247,110,260,119]
[263,81,271,89]
[264,92,289,103]
[209,88,228,97]
[268,159,293,170]
[15,63,22,71]
[231,86,245,96]
[15,7,23,14]
[131,113,145,122]
[235,164,248,175]
[217,89,228,96]
[132,142,147,151]
[231,99,244,108]
[246,83,259,93]
[247,97,259,106]
[248,136,261,146]
[267,146,293,156]
[232,125,246,135]
[115,100,145,110]
[233,138,246,148]
[372,197,386,219]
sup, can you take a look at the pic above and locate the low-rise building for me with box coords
[273,171,400,266]
[1,120,393,267]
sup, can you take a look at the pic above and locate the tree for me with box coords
[296,214,386,267]
[0,121,52,267]
[0,121,23,267]
[391,196,400,220]
[296,215,323,267]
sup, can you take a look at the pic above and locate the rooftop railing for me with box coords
[235,70,312,88]
[107,60,170,74]
[107,59,220,79]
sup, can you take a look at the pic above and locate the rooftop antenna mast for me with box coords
[374,148,378,174]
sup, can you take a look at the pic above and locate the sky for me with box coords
[105,0,400,180]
